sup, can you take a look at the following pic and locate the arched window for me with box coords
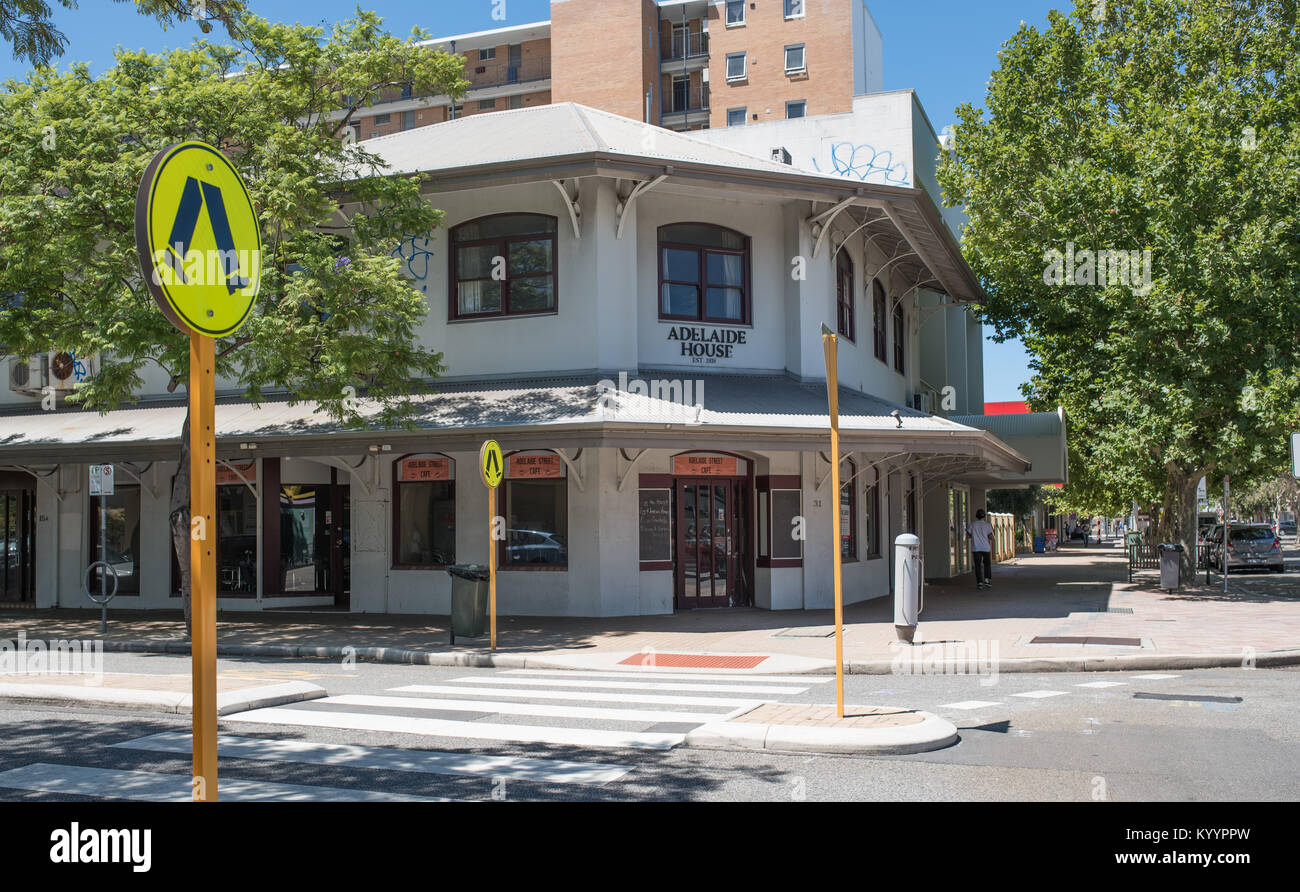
[658,223,750,324]
[450,214,558,320]
[865,464,881,558]
[893,301,905,374]
[872,278,888,363]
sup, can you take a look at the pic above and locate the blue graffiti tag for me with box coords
[813,142,911,186]
[71,352,88,382]
[391,233,435,293]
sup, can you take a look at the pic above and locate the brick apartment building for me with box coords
[344,0,882,139]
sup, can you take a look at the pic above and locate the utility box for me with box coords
[893,534,921,643]
[1159,543,1184,590]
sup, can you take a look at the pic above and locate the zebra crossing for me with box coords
[930,674,1183,713]
[0,668,829,802]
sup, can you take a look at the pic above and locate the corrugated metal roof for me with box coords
[951,410,1065,439]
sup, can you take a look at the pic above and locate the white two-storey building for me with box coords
[0,101,1064,616]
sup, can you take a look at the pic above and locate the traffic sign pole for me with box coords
[821,324,844,719]
[489,485,497,651]
[190,333,218,801]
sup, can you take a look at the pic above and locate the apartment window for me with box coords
[726,0,746,26]
[401,110,415,131]
[893,302,906,374]
[727,107,747,127]
[479,47,496,61]
[785,44,806,74]
[369,131,380,140]
[510,95,524,109]
[841,459,858,561]
[393,456,456,568]
[400,83,413,99]
[658,223,750,324]
[451,214,558,320]
[500,457,568,569]
[373,113,390,126]
[865,465,881,558]
[836,255,854,340]
[786,100,806,119]
[872,278,888,362]
[785,0,806,18]
[726,52,747,81]
[479,99,496,110]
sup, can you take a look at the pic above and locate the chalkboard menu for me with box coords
[639,489,673,563]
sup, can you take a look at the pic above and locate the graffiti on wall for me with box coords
[391,233,435,293]
[813,142,911,187]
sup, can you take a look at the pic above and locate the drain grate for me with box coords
[1030,636,1144,647]
[1106,607,1135,614]
[773,626,838,638]
[1133,692,1243,704]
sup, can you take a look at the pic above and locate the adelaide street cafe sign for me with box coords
[667,325,748,361]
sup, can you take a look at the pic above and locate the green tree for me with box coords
[1,0,247,67]
[938,0,1300,574]
[0,10,467,630]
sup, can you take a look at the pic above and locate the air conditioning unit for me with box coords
[9,351,97,396]
[771,146,792,165]
[912,391,935,415]
[701,68,710,83]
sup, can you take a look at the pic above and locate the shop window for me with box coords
[218,485,258,594]
[894,302,906,374]
[841,460,857,561]
[865,465,881,558]
[500,452,568,568]
[450,214,558,320]
[872,278,888,363]
[89,487,141,595]
[837,254,854,340]
[757,477,802,566]
[658,223,750,324]
[393,455,456,567]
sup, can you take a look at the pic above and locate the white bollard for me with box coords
[894,533,922,643]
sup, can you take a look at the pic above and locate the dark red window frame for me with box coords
[893,301,905,374]
[657,223,752,325]
[840,459,858,562]
[390,453,456,570]
[836,254,854,341]
[449,213,559,321]
[872,278,888,363]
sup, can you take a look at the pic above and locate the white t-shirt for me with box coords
[968,519,995,552]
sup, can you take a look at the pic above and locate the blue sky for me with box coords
[1,0,1066,402]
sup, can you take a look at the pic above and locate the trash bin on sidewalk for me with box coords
[446,564,490,640]
[1033,536,1045,554]
[1158,543,1184,590]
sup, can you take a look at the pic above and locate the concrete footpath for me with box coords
[2,544,1296,675]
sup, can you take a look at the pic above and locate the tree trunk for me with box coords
[1161,463,1208,582]
[170,411,192,638]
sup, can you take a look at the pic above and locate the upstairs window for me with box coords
[726,52,747,80]
[726,0,746,26]
[451,214,558,320]
[786,100,806,119]
[727,107,747,127]
[893,302,906,374]
[872,278,888,363]
[836,255,854,341]
[479,47,496,61]
[659,224,750,324]
[785,44,806,74]
[785,0,805,18]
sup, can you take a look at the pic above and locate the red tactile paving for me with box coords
[618,653,769,669]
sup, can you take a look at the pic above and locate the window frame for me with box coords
[479,47,497,61]
[727,107,748,127]
[401,110,415,131]
[89,485,142,597]
[373,113,391,126]
[657,223,752,325]
[497,453,569,571]
[840,459,858,562]
[449,213,560,321]
[784,0,806,19]
[479,98,496,111]
[786,100,806,119]
[836,253,854,341]
[726,52,747,81]
[872,278,888,363]
[391,454,457,570]
[757,476,803,568]
[893,301,906,374]
[784,44,806,74]
[865,465,882,558]
[725,0,746,26]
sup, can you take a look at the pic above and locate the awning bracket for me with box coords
[616,174,668,240]
[552,180,582,240]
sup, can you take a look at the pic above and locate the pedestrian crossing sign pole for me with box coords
[820,324,845,718]
[480,440,504,650]
[136,141,262,802]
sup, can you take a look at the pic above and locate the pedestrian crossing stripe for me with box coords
[325,693,736,725]
[391,684,765,708]
[225,706,688,750]
[114,732,632,785]
[0,763,451,802]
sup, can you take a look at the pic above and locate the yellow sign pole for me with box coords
[489,484,497,650]
[821,325,845,718]
[190,333,218,800]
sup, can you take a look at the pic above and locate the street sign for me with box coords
[135,141,263,338]
[1197,477,1207,500]
[480,440,504,489]
[89,464,114,496]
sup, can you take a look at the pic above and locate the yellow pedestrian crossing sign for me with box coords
[480,440,504,489]
[135,141,263,338]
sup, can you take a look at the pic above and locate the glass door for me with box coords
[675,479,736,608]
[0,490,35,602]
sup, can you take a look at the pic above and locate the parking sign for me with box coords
[89,464,115,496]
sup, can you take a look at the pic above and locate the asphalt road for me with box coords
[1,654,1297,802]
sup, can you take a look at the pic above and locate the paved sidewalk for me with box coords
[2,544,1297,673]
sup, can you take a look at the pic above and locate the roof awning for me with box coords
[948,409,1069,487]
[0,374,1029,477]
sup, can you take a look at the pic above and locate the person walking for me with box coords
[967,508,996,589]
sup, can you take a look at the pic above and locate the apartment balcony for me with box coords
[661,32,709,73]
[661,84,710,130]
[367,61,552,107]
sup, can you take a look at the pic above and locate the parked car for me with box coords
[1280,518,1298,540]
[1207,524,1285,573]
[505,529,567,565]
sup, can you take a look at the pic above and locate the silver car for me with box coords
[1209,524,1285,573]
